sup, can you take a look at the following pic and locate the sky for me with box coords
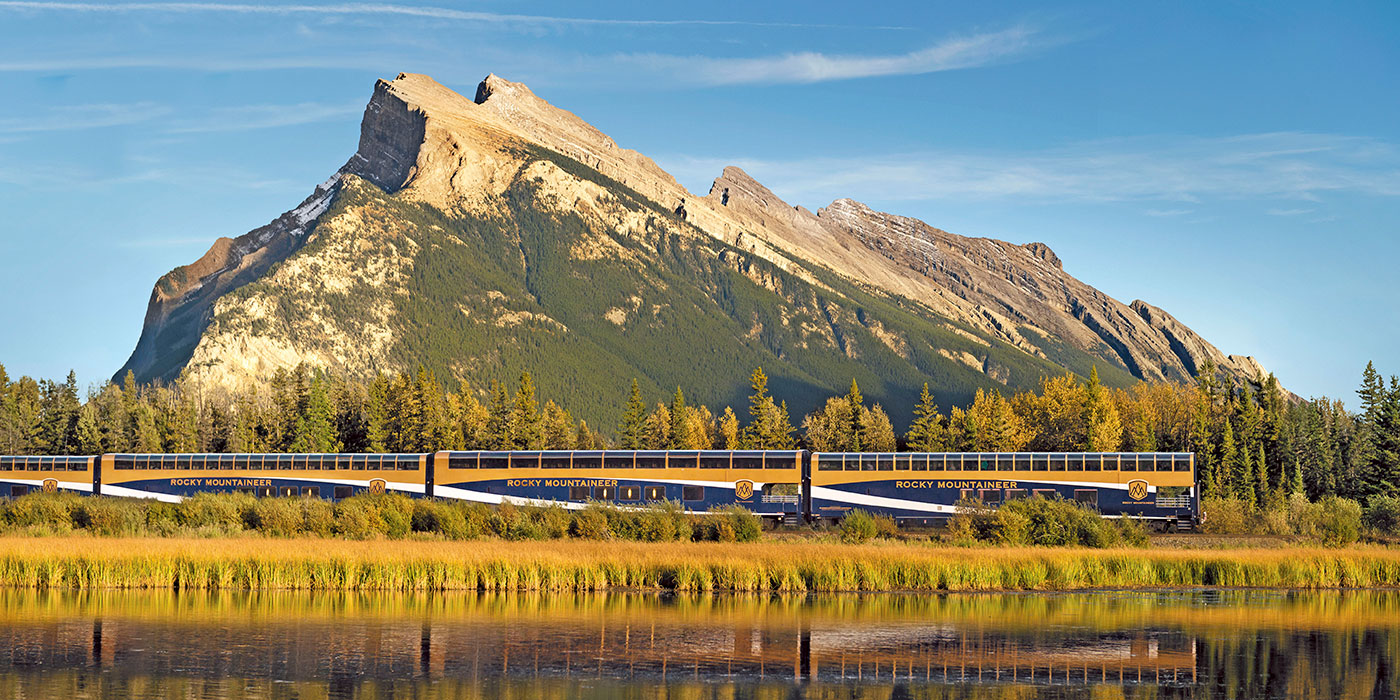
[0,0,1395,405]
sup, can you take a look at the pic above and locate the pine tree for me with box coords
[618,379,646,449]
[486,380,512,450]
[905,383,948,451]
[1083,366,1123,452]
[512,371,541,449]
[669,387,689,449]
[845,379,865,452]
[718,407,740,449]
[862,404,897,452]
[1218,420,1238,499]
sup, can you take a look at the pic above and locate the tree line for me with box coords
[1,360,1397,505]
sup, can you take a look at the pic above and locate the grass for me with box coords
[0,537,1397,592]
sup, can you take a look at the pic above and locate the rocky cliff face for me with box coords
[115,73,1270,422]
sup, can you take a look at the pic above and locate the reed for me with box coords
[0,537,1397,592]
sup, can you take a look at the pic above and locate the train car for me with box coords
[0,455,98,497]
[99,453,430,502]
[810,452,1197,530]
[432,450,805,520]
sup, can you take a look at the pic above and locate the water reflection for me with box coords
[0,589,1395,698]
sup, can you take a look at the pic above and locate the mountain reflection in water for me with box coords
[0,589,1396,699]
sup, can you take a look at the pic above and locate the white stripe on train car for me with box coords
[0,478,94,492]
[433,485,585,509]
[810,487,958,514]
[100,484,183,503]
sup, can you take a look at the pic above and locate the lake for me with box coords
[0,588,1395,698]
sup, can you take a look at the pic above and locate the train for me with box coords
[0,450,1199,529]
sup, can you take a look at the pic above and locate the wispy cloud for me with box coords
[0,1,905,29]
[1145,208,1193,217]
[658,132,1400,206]
[1266,208,1315,216]
[613,25,1049,85]
[0,102,168,133]
[167,102,362,133]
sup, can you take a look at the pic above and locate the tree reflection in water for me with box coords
[0,589,1394,699]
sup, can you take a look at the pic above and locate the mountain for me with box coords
[116,73,1268,426]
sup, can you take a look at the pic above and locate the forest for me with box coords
[1,359,1397,513]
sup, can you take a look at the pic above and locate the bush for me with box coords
[873,513,900,539]
[1364,496,1400,536]
[145,501,180,536]
[1200,497,1253,534]
[178,493,252,532]
[4,493,78,530]
[249,498,304,537]
[946,496,1145,549]
[570,506,610,539]
[1300,496,1362,547]
[332,497,378,539]
[75,498,144,536]
[535,505,572,540]
[300,498,335,537]
[839,510,878,544]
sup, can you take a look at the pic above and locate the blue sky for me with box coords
[0,1,1395,404]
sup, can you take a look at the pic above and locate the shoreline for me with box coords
[1,537,1398,593]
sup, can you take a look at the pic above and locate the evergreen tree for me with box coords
[905,383,948,451]
[511,371,541,449]
[845,379,865,452]
[1218,419,1238,498]
[1083,366,1123,452]
[485,380,512,450]
[862,404,897,452]
[618,379,646,449]
[669,387,690,449]
[718,407,740,449]
[292,371,341,453]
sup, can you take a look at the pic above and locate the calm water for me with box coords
[0,588,1396,699]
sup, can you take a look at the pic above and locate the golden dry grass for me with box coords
[1,536,1398,592]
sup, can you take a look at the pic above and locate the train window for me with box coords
[279,455,295,470]
[279,486,297,497]
[1006,488,1028,500]
[682,485,704,502]
[1033,489,1057,500]
[11,485,28,497]
[236,487,254,495]
[845,455,861,471]
[1014,454,1031,471]
[402,455,421,471]
[40,456,53,471]
[1102,454,1119,471]
[732,453,764,470]
[928,454,944,471]
[593,485,616,500]
[292,455,307,470]
[301,487,320,498]
[1120,454,1137,472]
[996,454,1014,471]
[877,454,894,471]
[513,452,541,469]
[449,453,478,470]
[644,486,666,500]
[979,454,996,471]
[0,456,10,471]
[603,453,634,470]
[959,488,976,503]
[1049,454,1066,471]
[1030,454,1047,471]
[1157,455,1173,472]
[572,452,603,469]
[1074,489,1099,507]
[699,453,729,469]
[1175,455,1192,472]
[111,456,128,471]
[540,453,571,470]
[479,453,510,470]
[911,454,928,471]
[766,453,796,470]
[817,455,844,471]
[635,452,667,469]
[256,486,275,498]
[667,451,699,469]
[859,454,876,471]
[1084,454,1101,472]
[891,454,909,471]
[179,455,196,470]
[619,485,641,501]
[980,489,1003,504]
[334,485,352,500]
[570,486,591,500]
[1066,455,1084,471]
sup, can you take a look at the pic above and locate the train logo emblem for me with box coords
[42,479,57,493]
[369,479,387,495]
[1127,479,1149,501]
[734,480,754,500]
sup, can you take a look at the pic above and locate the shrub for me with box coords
[873,513,900,540]
[1200,498,1253,535]
[1302,496,1362,547]
[249,498,304,537]
[534,505,572,540]
[570,506,610,539]
[1364,496,1400,536]
[839,510,878,544]
[1115,517,1151,547]
[992,507,1030,546]
[145,501,181,536]
[5,493,77,530]
[300,499,335,537]
[332,497,378,539]
[75,498,145,536]
[178,493,252,532]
